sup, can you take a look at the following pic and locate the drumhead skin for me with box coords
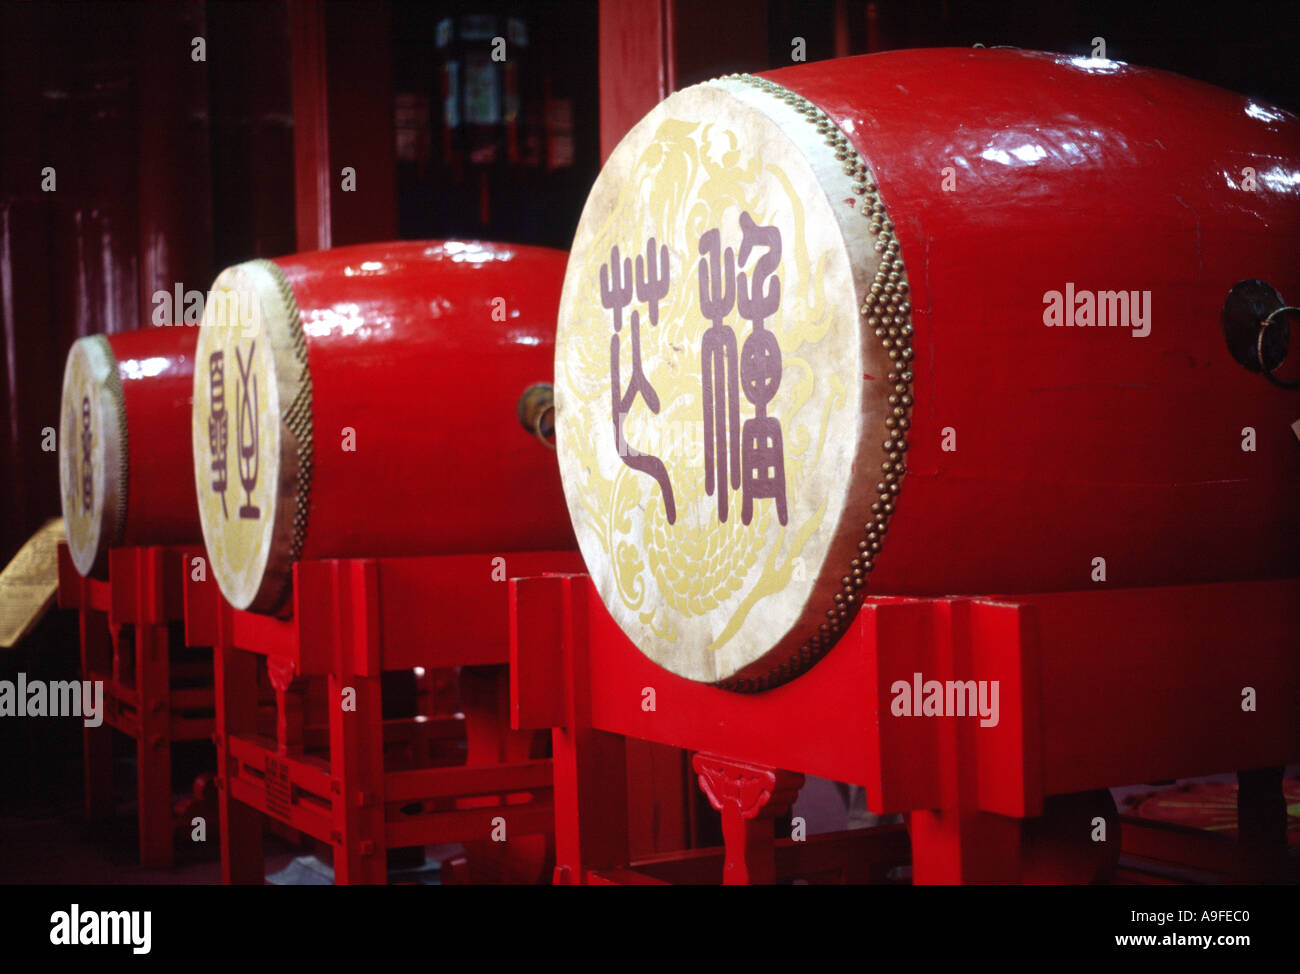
[558,49,1300,691]
[59,336,127,577]
[191,259,304,614]
[557,75,907,689]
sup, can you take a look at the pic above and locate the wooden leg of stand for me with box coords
[462,664,540,765]
[548,577,631,885]
[626,741,690,859]
[330,671,386,885]
[459,665,551,884]
[218,645,264,884]
[909,808,1022,884]
[551,726,629,884]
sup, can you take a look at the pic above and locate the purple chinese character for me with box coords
[698,228,741,522]
[65,403,78,512]
[603,241,676,523]
[736,212,787,526]
[208,351,229,518]
[80,396,93,514]
[234,341,260,520]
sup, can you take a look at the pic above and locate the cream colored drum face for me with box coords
[59,336,124,576]
[191,260,308,613]
[556,78,897,688]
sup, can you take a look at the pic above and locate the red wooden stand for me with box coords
[510,574,1300,884]
[185,551,583,884]
[56,543,214,868]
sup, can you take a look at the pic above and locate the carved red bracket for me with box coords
[692,752,804,884]
[267,656,307,756]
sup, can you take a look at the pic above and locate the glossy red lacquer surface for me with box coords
[272,240,576,559]
[763,49,1300,593]
[109,327,199,546]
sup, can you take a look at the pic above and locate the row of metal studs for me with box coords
[253,258,314,613]
[715,73,913,693]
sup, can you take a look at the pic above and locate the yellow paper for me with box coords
[0,519,66,648]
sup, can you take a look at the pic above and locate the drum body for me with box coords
[59,327,199,576]
[191,240,575,613]
[555,48,1300,688]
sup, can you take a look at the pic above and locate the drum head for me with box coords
[60,336,126,576]
[191,259,311,613]
[555,75,913,690]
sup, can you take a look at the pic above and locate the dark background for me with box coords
[1,0,1297,821]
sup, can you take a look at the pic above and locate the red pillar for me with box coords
[289,0,397,251]
[134,1,212,322]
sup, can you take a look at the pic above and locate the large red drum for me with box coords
[554,48,1300,689]
[191,241,574,613]
[59,328,199,576]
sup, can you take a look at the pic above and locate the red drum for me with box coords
[555,48,1300,689]
[191,241,574,613]
[59,327,199,576]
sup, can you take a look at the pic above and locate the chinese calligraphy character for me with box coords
[80,396,93,514]
[736,212,788,526]
[603,241,676,524]
[234,341,260,520]
[65,403,77,512]
[207,351,229,518]
[698,228,741,522]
